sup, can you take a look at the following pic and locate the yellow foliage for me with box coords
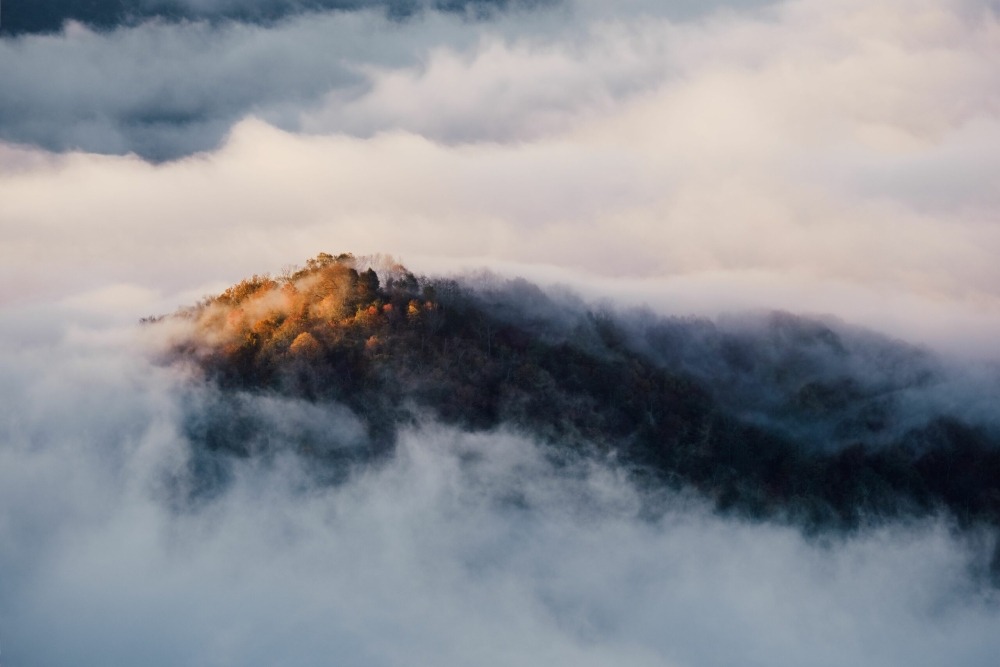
[217,274,277,306]
[251,316,280,337]
[181,252,426,357]
[289,331,321,356]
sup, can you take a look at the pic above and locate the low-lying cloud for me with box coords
[1,308,998,666]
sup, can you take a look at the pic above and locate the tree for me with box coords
[359,268,380,299]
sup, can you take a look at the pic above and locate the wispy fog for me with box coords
[0,308,998,666]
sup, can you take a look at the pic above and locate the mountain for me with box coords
[151,252,1000,543]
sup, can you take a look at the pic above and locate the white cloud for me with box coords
[3,0,999,353]
[0,321,997,666]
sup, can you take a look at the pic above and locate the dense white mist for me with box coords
[0,309,999,667]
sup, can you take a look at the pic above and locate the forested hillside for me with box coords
[156,253,1000,539]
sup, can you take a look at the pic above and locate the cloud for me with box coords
[0,306,998,666]
[0,0,779,37]
[1,0,999,355]
[0,0,552,36]
[3,1,1000,663]
[0,14,375,159]
[2,119,999,354]
[0,1,787,159]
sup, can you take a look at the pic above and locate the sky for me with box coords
[2,0,1000,664]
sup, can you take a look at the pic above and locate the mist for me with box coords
[1,304,999,666]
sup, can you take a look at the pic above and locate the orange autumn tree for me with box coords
[174,253,432,376]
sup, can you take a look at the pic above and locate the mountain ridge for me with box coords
[150,253,1000,548]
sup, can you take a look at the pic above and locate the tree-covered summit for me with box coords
[157,253,1000,541]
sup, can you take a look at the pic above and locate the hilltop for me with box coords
[154,253,1000,542]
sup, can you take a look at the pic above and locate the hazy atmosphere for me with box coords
[2,0,999,664]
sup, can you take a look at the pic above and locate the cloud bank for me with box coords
[2,0,999,355]
[0,314,998,666]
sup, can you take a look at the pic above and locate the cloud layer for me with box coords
[2,0,999,355]
[1,315,998,666]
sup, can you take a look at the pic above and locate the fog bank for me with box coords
[1,308,999,665]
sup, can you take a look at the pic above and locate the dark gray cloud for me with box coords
[0,0,551,36]
[0,0,785,159]
[0,0,777,36]
[0,3,550,159]
[0,15,377,160]
[0,2,586,160]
